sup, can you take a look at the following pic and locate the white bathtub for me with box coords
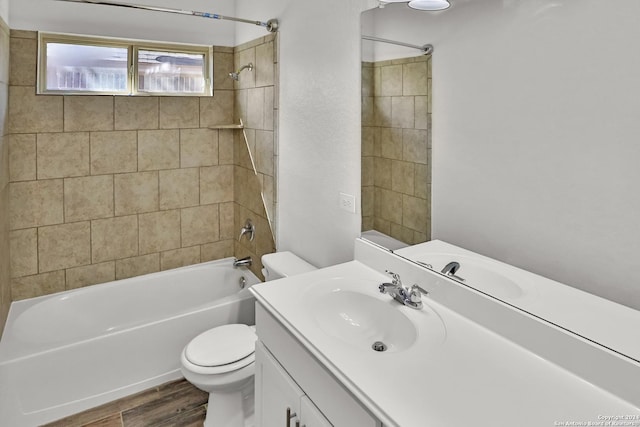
[0,258,260,426]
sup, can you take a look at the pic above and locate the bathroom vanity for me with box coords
[250,239,640,426]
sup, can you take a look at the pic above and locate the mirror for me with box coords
[359,4,640,365]
[360,8,432,251]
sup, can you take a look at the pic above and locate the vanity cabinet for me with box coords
[254,304,382,427]
[255,341,331,427]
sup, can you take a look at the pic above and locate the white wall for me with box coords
[0,0,8,25]
[369,0,640,309]
[238,0,378,268]
[9,0,237,46]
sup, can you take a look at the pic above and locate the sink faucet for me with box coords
[233,256,252,268]
[378,271,428,309]
[441,261,465,282]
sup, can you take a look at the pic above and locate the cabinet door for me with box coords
[255,341,304,426]
[299,396,332,427]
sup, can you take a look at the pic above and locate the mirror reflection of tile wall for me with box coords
[362,55,432,245]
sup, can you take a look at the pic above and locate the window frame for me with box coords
[38,32,213,97]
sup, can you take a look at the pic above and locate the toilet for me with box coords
[180,251,316,427]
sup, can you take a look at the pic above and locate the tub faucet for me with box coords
[441,261,465,282]
[378,271,428,310]
[233,256,252,268]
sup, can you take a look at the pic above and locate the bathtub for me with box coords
[0,258,260,426]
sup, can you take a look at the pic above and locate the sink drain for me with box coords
[371,341,387,352]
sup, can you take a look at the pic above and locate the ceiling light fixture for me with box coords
[378,0,451,11]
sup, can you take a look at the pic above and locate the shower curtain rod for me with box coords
[55,0,279,32]
[362,35,433,55]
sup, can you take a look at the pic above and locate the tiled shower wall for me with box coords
[0,18,10,330]
[361,55,432,245]
[5,29,276,301]
[233,34,277,277]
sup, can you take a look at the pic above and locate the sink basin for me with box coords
[305,278,445,353]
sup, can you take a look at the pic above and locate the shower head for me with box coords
[229,62,254,81]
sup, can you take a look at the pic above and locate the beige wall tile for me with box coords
[159,97,199,129]
[414,163,429,200]
[362,156,374,187]
[391,160,414,195]
[181,204,219,247]
[379,188,403,224]
[362,96,374,127]
[138,129,179,171]
[64,175,114,222]
[116,253,160,280]
[201,240,233,262]
[362,186,374,218]
[39,221,91,272]
[90,131,137,175]
[391,96,415,129]
[91,215,138,263]
[11,271,65,301]
[200,91,234,127]
[255,130,273,176]
[9,37,36,86]
[235,128,254,170]
[115,97,158,130]
[9,86,63,133]
[414,96,428,130]
[373,96,391,128]
[403,62,428,96]
[9,228,37,278]
[373,157,391,190]
[402,194,428,232]
[159,168,199,210]
[64,96,114,132]
[402,129,428,164]
[219,201,234,240]
[213,51,234,91]
[255,41,274,87]
[139,210,180,255]
[66,261,115,290]
[200,165,233,204]
[160,246,200,271]
[9,179,63,229]
[246,88,264,129]
[380,65,403,96]
[263,86,274,131]
[218,130,234,165]
[362,127,377,158]
[234,47,256,90]
[180,128,218,168]
[37,132,90,179]
[114,171,158,216]
[9,133,36,181]
[380,128,403,160]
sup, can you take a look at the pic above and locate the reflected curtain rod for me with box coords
[362,35,433,55]
[54,0,279,32]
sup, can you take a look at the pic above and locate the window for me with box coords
[38,33,212,96]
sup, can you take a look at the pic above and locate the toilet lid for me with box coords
[185,324,257,367]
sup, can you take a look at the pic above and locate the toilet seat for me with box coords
[184,324,257,375]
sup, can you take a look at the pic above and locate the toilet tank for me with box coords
[261,251,316,281]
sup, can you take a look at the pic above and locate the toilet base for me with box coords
[204,379,255,427]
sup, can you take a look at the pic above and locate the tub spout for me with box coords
[233,256,252,268]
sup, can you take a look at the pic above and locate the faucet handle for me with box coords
[409,284,429,303]
[384,270,401,285]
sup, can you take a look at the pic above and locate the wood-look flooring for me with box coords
[42,379,208,427]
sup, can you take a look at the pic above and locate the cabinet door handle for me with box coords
[286,407,297,427]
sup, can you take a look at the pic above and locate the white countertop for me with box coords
[251,260,640,427]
